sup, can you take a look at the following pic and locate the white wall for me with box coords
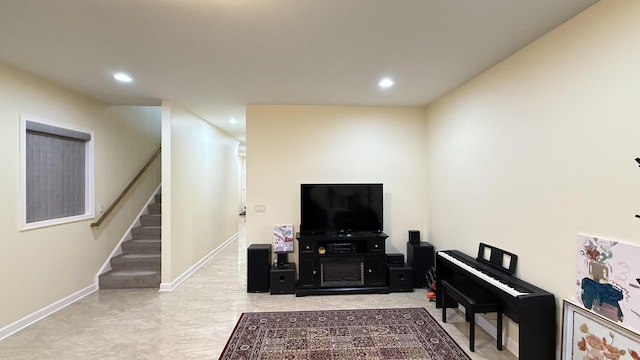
[161,101,240,282]
[246,105,428,261]
[0,62,161,329]
[425,0,640,351]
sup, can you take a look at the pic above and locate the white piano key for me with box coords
[438,251,529,297]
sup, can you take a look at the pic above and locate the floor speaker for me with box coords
[407,242,434,288]
[247,244,271,292]
[388,263,413,292]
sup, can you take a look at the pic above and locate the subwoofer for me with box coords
[388,263,413,292]
[270,262,296,295]
[247,244,271,292]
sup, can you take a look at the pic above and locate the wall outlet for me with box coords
[254,204,266,212]
[99,205,105,213]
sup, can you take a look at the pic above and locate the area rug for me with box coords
[219,307,471,360]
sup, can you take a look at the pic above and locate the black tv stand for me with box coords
[295,232,389,296]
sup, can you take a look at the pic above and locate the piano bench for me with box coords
[441,278,503,352]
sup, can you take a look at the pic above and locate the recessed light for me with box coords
[230,118,237,124]
[113,72,133,83]
[379,77,394,88]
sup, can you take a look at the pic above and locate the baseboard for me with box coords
[159,233,239,292]
[0,283,98,341]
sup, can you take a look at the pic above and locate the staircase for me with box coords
[99,193,161,289]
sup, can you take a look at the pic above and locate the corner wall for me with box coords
[245,105,428,260]
[0,62,161,329]
[425,0,640,351]
[161,101,240,283]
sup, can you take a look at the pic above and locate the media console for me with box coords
[295,232,390,296]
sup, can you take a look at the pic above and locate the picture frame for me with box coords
[273,224,294,253]
[561,299,640,360]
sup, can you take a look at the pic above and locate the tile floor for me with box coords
[0,217,516,359]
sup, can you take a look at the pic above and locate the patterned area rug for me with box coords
[219,307,471,360]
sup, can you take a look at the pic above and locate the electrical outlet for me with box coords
[99,205,105,213]
[255,204,266,212]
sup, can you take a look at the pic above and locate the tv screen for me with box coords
[300,183,383,235]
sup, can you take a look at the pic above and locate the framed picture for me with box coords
[562,299,640,360]
[273,224,294,253]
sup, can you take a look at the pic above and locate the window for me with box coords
[20,114,94,229]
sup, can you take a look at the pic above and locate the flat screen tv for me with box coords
[300,183,383,235]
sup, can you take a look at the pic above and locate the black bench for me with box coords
[441,278,503,352]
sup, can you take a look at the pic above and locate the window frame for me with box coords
[20,114,95,230]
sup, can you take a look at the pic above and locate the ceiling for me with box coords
[0,0,598,148]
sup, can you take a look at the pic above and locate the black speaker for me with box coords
[270,262,296,295]
[408,230,420,243]
[247,244,271,292]
[388,263,413,292]
[407,242,434,288]
[386,253,405,264]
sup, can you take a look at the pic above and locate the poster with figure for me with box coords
[576,234,640,334]
[273,224,294,253]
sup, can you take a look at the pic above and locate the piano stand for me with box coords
[441,279,503,352]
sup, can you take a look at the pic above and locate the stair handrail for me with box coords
[90,147,161,228]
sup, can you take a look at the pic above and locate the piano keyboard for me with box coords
[438,251,529,297]
[436,246,556,359]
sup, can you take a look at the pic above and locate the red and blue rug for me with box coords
[219,307,471,359]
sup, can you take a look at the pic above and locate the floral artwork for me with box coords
[576,234,640,335]
[576,321,626,359]
[273,224,294,253]
[562,300,640,360]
